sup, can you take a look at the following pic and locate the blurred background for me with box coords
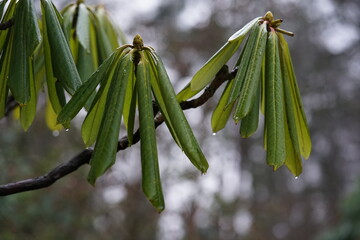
[1,0,360,239]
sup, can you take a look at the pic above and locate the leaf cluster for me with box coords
[57,35,208,211]
[0,0,124,130]
[179,12,311,176]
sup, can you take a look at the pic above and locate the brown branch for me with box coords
[0,18,14,30]
[0,65,236,196]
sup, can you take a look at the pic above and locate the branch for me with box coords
[0,18,15,30]
[0,65,236,196]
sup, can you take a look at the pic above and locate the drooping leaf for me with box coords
[137,52,165,212]
[278,33,311,159]
[0,24,14,117]
[233,23,267,120]
[150,50,209,173]
[260,51,266,114]
[81,60,120,147]
[283,111,302,176]
[94,6,121,62]
[77,44,96,82]
[8,0,41,104]
[20,58,37,131]
[76,3,90,52]
[89,19,99,70]
[87,53,132,185]
[122,52,136,145]
[125,77,137,145]
[145,49,182,147]
[190,41,241,93]
[240,82,260,138]
[61,3,76,40]
[57,50,121,125]
[45,96,63,131]
[264,31,286,168]
[188,17,260,94]
[226,24,259,108]
[211,79,235,133]
[41,1,63,115]
[41,0,82,95]
[122,51,136,129]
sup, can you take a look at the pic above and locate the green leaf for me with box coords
[87,53,132,185]
[137,52,165,212]
[283,111,302,176]
[41,0,82,95]
[126,78,137,145]
[211,79,235,133]
[41,2,63,115]
[81,60,121,147]
[240,82,260,138]
[228,17,261,42]
[226,24,259,107]
[145,49,182,147]
[60,3,76,41]
[260,52,266,114]
[264,31,286,168]
[45,96,63,131]
[20,58,37,131]
[176,83,193,102]
[57,50,120,125]
[89,20,99,69]
[190,41,241,93]
[94,6,120,62]
[278,33,311,159]
[150,50,209,173]
[122,56,136,145]
[0,25,14,117]
[183,17,260,97]
[77,44,96,82]
[233,23,267,120]
[76,3,90,52]
[8,0,41,104]
[280,35,303,176]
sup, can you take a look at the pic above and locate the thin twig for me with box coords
[0,66,236,196]
[0,18,15,30]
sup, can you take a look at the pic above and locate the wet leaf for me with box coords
[87,53,132,185]
[211,79,235,133]
[137,53,164,212]
[150,50,209,173]
[264,31,286,168]
[8,0,40,104]
[278,34,311,159]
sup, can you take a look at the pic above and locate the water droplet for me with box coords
[212,132,217,136]
[295,176,299,180]
[52,130,59,137]
[65,128,70,132]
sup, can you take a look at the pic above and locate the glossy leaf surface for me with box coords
[137,53,165,212]
[265,32,286,168]
[87,53,132,185]
[8,0,40,104]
